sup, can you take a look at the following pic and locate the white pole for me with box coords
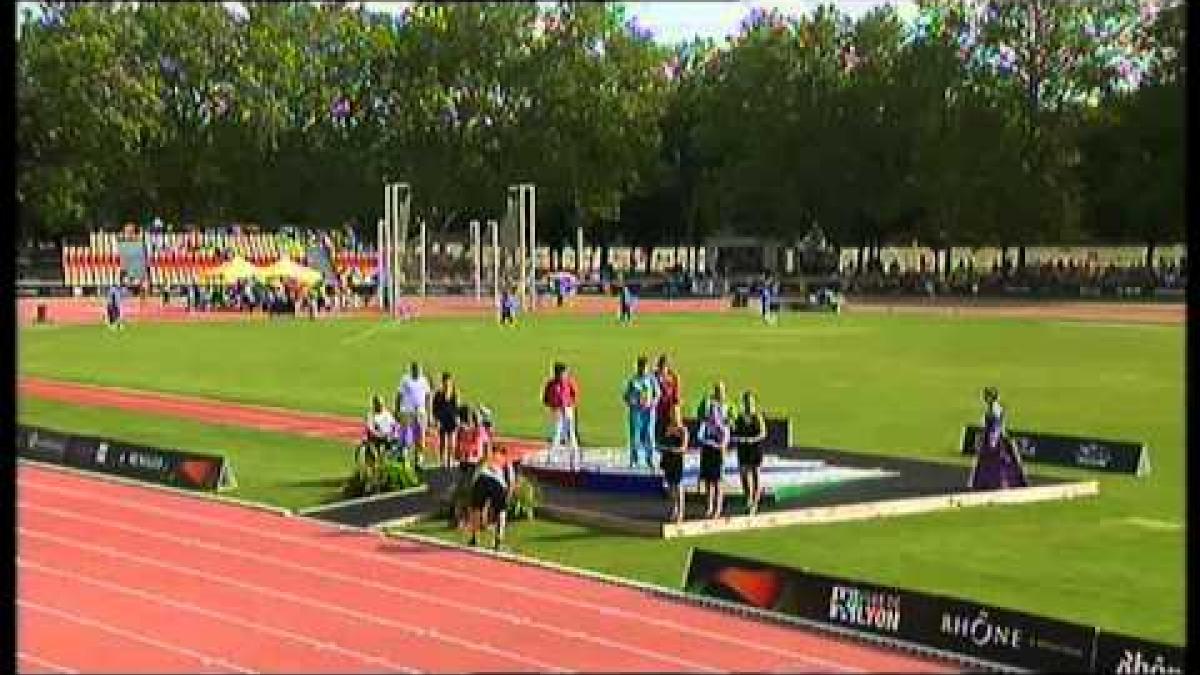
[471,220,481,300]
[527,184,537,311]
[490,219,499,304]
[377,217,385,311]
[576,225,584,278]
[419,217,427,298]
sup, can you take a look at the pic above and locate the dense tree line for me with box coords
[17,1,1185,259]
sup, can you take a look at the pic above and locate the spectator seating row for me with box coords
[62,244,122,287]
[61,229,381,288]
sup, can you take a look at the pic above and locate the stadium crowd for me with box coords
[840,257,1187,297]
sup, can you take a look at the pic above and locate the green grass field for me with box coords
[17,311,1185,643]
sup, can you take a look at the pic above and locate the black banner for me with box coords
[18,424,228,491]
[16,426,70,464]
[685,548,1097,672]
[961,426,1149,476]
[1092,630,1185,674]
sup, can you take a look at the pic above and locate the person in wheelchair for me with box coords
[360,394,401,465]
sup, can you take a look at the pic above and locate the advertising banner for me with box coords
[1093,630,1185,674]
[19,424,230,491]
[961,426,1149,476]
[685,549,1097,672]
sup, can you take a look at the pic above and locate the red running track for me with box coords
[18,463,952,673]
[19,376,545,455]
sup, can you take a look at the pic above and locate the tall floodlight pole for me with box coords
[489,219,499,304]
[377,217,387,310]
[525,183,536,311]
[418,217,427,298]
[507,186,521,306]
[576,225,584,278]
[382,181,411,319]
[470,220,481,300]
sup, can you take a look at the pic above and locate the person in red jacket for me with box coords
[542,361,581,468]
[654,354,682,444]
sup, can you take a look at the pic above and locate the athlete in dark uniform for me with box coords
[732,391,768,515]
[658,405,689,524]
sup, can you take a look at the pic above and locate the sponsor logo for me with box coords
[1116,650,1183,675]
[29,431,67,455]
[828,585,900,633]
[122,449,167,471]
[1075,443,1112,468]
[1012,437,1038,458]
[95,442,108,464]
[940,609,1024,650]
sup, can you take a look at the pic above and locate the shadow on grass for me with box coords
[277,476,347,489]
[516,527,604,545]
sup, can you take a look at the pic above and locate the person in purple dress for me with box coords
[969,387,1028,490]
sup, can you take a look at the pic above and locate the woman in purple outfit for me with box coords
[969,387,1028,490]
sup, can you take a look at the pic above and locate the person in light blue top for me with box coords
[618,284,635,324]
[623,355,661,468]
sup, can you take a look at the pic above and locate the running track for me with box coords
[19,377,955,672]
[18,463,952,673]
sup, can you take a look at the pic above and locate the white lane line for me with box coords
[340,323,387,344]
[18,559,416,674]
[1120,517,1184,531]
[22,478,858,674]
[19,527,568,673]
[22,502,715,673]
[18,600,254,673]
[16,651,79,674]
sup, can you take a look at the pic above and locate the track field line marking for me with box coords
[16,651,78,674]
[21,501,720,673]
[1120,517,1184,531]
[18,599,255,673]
[19,527,570,673]
[18,559,417,674]
[21,478,858,673]
[339,322,392,344]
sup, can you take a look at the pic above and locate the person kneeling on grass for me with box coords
[454,406,490,528]
[467,444,517,550]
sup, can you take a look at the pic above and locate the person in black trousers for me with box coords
[732,391,768,515]
[658,405,689,524]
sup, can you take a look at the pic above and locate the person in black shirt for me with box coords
[732,391,768,515]
[432,372,460,469]
[658,405,689,524]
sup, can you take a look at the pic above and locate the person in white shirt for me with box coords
[363,394,398,463]
[395,362,432,462]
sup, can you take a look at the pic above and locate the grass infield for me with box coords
[17,311,1184,643]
